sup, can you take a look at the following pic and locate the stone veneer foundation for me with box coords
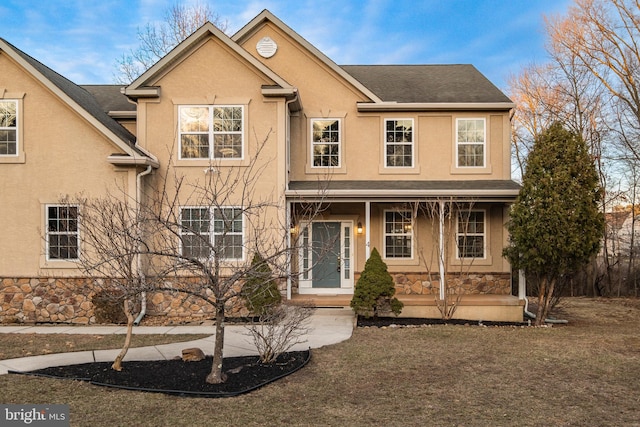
[2,272,510,324]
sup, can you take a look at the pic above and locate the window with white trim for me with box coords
[384,210,413,258]
[46,205,79,260]
[457,210,485,258]
[385,119,413,167]
[311,119,340,167]
[0,100,17,156]
[180,207,244,260]
[179,105,243,159]
[456,118,485,167]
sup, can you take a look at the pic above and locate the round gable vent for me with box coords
[256,36,278,58]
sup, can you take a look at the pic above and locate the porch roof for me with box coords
[287,180,521,201]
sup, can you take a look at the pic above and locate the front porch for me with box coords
[289,293,525,322]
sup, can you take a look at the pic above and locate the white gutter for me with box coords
[357,102,516,112]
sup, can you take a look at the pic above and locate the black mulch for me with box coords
[357,316,527,327]
[12,350,310,398]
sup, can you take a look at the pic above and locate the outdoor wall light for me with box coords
[290,223,297,234]
[357,222,363,234]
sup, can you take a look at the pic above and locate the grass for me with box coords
[2,297,639,426]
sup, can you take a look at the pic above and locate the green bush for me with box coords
[241,252,282,316]
[350,248,403,318]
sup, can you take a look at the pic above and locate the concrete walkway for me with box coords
[0,308,355,375]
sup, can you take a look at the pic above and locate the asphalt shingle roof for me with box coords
[80,85,136,113]
[341,65,512,104]
[289,180,521,197]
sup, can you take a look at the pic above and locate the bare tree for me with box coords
[114,2,228,84]
[63,193,153,371]
[546,0,640,161]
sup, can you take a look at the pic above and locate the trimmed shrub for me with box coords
[350,247,403,317]
[241,252,282,316]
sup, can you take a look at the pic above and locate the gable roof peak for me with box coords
[233,9,383,103]
[125,19,294,98]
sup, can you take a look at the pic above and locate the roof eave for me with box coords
[108,110,137,119]
[107,154,159,168]
[122,87,161,99]
[357,102,516,112]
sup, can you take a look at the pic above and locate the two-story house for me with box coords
[0,10,523,323]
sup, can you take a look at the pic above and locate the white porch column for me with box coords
[365,201,371,259]
[286,200,292,300]
[438,200,446,300]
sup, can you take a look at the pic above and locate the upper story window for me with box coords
[384,210,413,259]
[180,207,244,260]
[0,100,17,156]
[385,119,413,167]
[46,205,79,261]
[456,210,485,259]
[456,118,485,167]
[179,105,243,160]
[311,119,340,167]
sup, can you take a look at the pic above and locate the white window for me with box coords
[385,119,413,167]
[180,207,244,260]
[457,210,485,259]
[311,119,340,167]
[0,100,17,156]
[46,205,79,260]
[456,118,485,167]
[179,105,243,159]
[384,210,413,258]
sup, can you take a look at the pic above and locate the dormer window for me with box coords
[179,105,244,159]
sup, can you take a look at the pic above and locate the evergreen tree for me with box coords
[241,252,281,316]
[504,122,604,325]
[350,248,403,318]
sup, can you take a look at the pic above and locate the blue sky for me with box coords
[0,0,571,90]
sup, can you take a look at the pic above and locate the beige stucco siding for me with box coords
[237,24,512,183]
[136,36,289,258]
[0,52,133,277]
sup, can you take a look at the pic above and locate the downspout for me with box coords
[134,165,153,325]
[285,91,298,302]
[522,297,568,324]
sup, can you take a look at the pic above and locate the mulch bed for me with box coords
[357,316,528,327]
[13,350,310,398]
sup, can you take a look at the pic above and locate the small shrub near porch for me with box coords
[350,248,403,317]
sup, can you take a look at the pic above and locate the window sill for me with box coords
[0,152,25,164]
